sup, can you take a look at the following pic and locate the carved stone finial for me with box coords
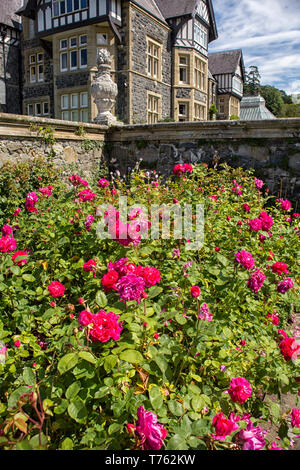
[96,48,112,67]
[91,49,122,126]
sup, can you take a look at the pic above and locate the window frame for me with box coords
[147,92,161,124]
[60,51,68,72]
[179,55,190,84]
[147,38,161,81]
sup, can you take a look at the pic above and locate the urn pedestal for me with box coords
[91,49,122,126]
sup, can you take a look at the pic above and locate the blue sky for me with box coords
[208,0,300,95]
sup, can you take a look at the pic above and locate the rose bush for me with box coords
[0,158,299,450]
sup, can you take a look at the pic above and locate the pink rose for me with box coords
[212,412,240,441]
[277,278,294,293]
[248,218,262,232]
[291,409,300,428]
[277,198,291,211]
[235,250,255,270]
[98,178,110,188]
[228,377,252,404]
[134,406,168,450]
[238,421,267,450]
[247,269,266,293]
[78,310,94,326]
[0,236,17,253]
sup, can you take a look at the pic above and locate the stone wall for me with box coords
[0,113,107,179]
[0,113,299,204]
[105,118,300,204]
[129,5,172,124]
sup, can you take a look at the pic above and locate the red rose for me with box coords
[78,310,94,326]
[12,250,29,266]
[101,270,119,291]
[48,281,65,298]
[141,266,161,287]
[191,286,201,298]
[271,262,289,275]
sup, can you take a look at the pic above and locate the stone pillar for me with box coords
[91,49,122,126]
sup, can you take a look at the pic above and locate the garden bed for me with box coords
[0,158,299,450]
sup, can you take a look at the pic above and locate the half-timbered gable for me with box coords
[208,49,245,119]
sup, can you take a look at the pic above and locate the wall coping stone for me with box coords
[0,113,108,141]
[106,118,300,143]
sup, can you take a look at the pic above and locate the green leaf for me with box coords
[222,327,233,339]
[119,349,143,364]
[10,265,20,276]
[68,399,88,423]
[108,423,123,435]
[60,437,73,450]
[57,353,78,374]
[22,274,35,282]
[54,399,69,415]
[104,355,118,372]
[147,286,163,299]
[95,291,108,308]
[149,386,163,410]
[78,351,97,364]
[8,386,30,410]
[166,434,187,450]
[191,395,204,412]
[65,381,81,401]
[168,400,184,417]
[23,367,36,386]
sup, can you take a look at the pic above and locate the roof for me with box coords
[155,0,196,18]
[0,0,23,29]
[132,0,167,24]
[155,0,217,42]
[208,68,217,81]
[240,95,276,120]
[15,0,37,20]
[208,49,244,76]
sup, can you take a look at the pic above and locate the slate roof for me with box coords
[155,0,197,18]
[240,95,276,120]
[208,49,244,76]
[132,0,167,23]
[0,0,23,29]
[155,0,217,41]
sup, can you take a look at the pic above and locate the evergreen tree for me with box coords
[244,66,261,96]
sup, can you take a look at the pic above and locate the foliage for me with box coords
[244,66,261,96]
[260,85,284,117]
[209,104,218,118]
[0,159,299,451]
[279,103,300,118]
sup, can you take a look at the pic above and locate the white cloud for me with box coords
[209,0,300,93]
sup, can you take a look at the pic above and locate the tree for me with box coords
[279,103,300,118]
[244,66,261,96]
[260,85,284,116]
[279,90,292,104]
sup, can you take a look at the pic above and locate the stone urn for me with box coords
[91,49,120,125]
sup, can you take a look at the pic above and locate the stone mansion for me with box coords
[0,0,245,124]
